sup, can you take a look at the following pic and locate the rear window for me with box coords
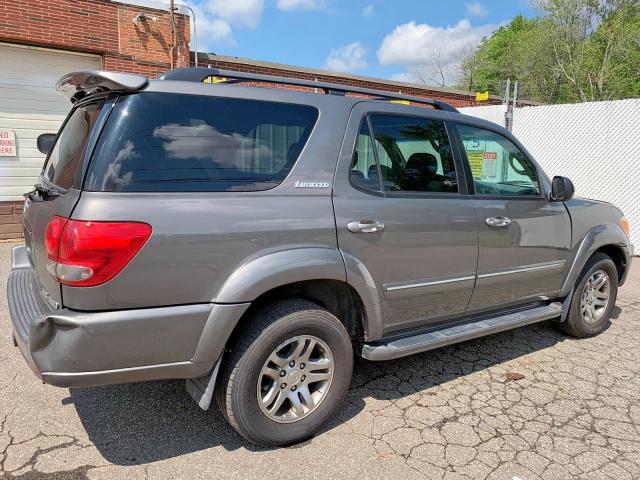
[85,93,318,192]
[44,100,105,189]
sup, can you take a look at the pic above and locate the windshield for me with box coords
[42,100,105,190]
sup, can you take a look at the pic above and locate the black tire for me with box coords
[215,299,353,447]
[556,252,618,338]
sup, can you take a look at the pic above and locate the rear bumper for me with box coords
[7,245,249,388]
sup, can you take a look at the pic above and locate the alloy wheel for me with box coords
[580,269,610,324]
[257,335,334,423]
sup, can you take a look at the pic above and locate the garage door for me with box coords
[0,43,102,201]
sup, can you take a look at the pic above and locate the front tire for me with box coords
[216,299,353,447]
[557,252,618,338]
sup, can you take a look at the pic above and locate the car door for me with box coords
[333,103,479,335]
[453,122,571,313]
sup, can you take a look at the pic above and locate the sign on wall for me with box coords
[0,130,16,157]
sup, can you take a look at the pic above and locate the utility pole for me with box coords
[503,79,518,131]
[169,0,176,69]
[177,4,198,67]
[503,78,510,106]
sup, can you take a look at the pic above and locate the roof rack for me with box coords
[157,67,459,113]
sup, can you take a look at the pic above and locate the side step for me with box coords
[361,302,562,361]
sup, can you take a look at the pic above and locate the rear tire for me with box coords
[216,299,353,447]
[557,252,618,338]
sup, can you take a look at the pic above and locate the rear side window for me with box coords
[44,100,105,189]
[350,120,381,192]
[85,93,318,192]
[368,115,458,194]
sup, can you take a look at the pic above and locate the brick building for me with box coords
[194,53,503,109]
[1,0,190,77]
[0,0,190,238]
[0,0,504,239]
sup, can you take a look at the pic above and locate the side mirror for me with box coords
[37,133,57,155]
[550,176,574,201]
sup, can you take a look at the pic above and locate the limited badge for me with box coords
[294,181,330,188]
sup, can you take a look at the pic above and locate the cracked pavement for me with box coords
[1,241,639,479]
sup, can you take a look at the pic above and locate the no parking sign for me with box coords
[0,130,16,157]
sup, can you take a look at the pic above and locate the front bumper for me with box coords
[7,245,248,388]
[620,243,634,287]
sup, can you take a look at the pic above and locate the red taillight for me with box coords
[44,216,152,287]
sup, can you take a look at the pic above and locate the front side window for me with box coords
[43,100,105,189]
[368,115,458,193]
[85,93,318,192]
[457,124,540,196]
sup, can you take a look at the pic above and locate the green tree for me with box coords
[457,0,640,103]
[589,1,640,99]
[459,15,537,96]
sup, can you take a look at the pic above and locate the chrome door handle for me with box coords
[486,216,512,227]
[347,220,385,233]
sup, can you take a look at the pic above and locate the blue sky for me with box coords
[133,0,536,85]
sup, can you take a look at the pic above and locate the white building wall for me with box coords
[0,43,101,201]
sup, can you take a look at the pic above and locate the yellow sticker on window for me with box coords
[467,151,484,178]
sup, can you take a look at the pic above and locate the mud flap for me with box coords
[559,288,574,322]
[185,358,221,410]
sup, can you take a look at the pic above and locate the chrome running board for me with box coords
[361,302,562,361]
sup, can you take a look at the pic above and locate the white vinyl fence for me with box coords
[460,99,640,248]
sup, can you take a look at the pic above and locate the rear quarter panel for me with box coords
[64,193,338,310]
[63,87,353,310]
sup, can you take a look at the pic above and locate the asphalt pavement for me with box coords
[1,240,639,480]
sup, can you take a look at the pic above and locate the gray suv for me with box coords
[7,68,633,447]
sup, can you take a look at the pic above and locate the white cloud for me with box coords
[171,3,234,50]
[202,18,235,45]
[465,1,488,17]
[362,4,374,16]
[377,19,499,85]
[390,72,413,82]
[203,0,264,28]
[276,0,323,11]
[324,42,368,72]
[119,0,264,51]
[378,19,496,66]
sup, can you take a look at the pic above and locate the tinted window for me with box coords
[85,93,318,192]
[43,100,105,189]
[368,115,458,193]
[457,124,540,196]
[350,121,381,192]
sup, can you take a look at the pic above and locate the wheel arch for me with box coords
[560,224,631,298]
[192,248,383,366]
[594,244,628,283]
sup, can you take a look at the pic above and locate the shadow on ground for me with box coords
[67,311,619,465]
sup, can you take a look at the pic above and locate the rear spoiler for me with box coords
[56,70,148,103]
